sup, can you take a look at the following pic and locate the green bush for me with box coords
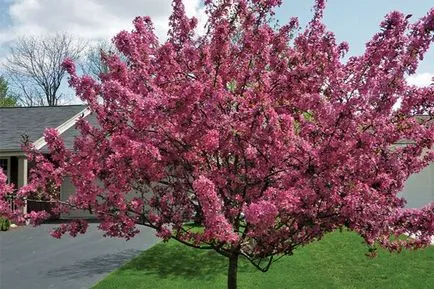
[0,216,10,231]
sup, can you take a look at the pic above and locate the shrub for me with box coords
[0,216,11,231]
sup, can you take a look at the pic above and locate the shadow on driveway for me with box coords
[0,223,158,289]
[46,249,142,279]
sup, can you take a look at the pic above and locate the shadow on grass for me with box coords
[118,241,236,281]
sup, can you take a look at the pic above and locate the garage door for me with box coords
[60,177,95,219]
[399,163,434,208]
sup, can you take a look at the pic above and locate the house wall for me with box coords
[59,177,150,220]
[59,165,434,216]
[399,163,434,208]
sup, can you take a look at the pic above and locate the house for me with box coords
[0,105,93,218]
[0,105,433,219]
[395,116,434,208]
[400,164,434,208]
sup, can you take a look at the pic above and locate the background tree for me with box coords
[81,41,120,80]
[4,33,86,106]
[0,76,17,107]
[9,1,434,289]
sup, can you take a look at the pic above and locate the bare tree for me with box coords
[5,33,86,106]
[81,41,113,79]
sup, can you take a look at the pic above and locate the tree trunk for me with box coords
[227,253,239,289]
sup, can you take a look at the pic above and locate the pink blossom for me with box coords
[201,130,220,151]
[193,176,239,242]
[26,211,50,225]
[245,200,278,232]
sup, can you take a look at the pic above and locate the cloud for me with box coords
[0,0,207,103]
[406,72,434,87]
[0,0,206,46]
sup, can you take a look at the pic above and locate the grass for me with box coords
[92,230,434,289]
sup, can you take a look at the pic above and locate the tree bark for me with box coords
[227,252,239,289]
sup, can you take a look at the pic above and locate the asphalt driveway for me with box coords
[0,222,158,289]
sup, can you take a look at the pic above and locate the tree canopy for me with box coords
[2,1,434,288]
[0,76,17,107]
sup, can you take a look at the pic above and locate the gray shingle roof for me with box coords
[0,105,87,152]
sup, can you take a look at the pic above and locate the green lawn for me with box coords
[92,231,434,289]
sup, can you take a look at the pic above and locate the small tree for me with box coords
[0,76,17,107]
[4,33,86,106]
[11,1,434,288]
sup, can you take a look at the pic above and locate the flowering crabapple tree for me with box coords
[5,0,434,288]
[0,169,16,220]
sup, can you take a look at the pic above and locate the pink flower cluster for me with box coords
[51,219,88,238]
[0,169,16,220]
[244,200,278,232]
[193,176,239,242]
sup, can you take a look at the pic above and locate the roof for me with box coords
[0,105,88,152]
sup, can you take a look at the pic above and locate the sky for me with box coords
[276,0,434,85]
[0,0,433,90]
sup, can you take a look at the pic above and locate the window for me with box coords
[0,157,10,183]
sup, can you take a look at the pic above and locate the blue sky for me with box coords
[0,0,433,85]
[276,0,434,74]
[0,2,10,26]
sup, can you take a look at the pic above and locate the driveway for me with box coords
[0,222,159,289]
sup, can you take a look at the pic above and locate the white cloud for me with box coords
[0,0,208,103]
[0,0,206,46]
[184,0,208,35]
[407,72,434,87]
